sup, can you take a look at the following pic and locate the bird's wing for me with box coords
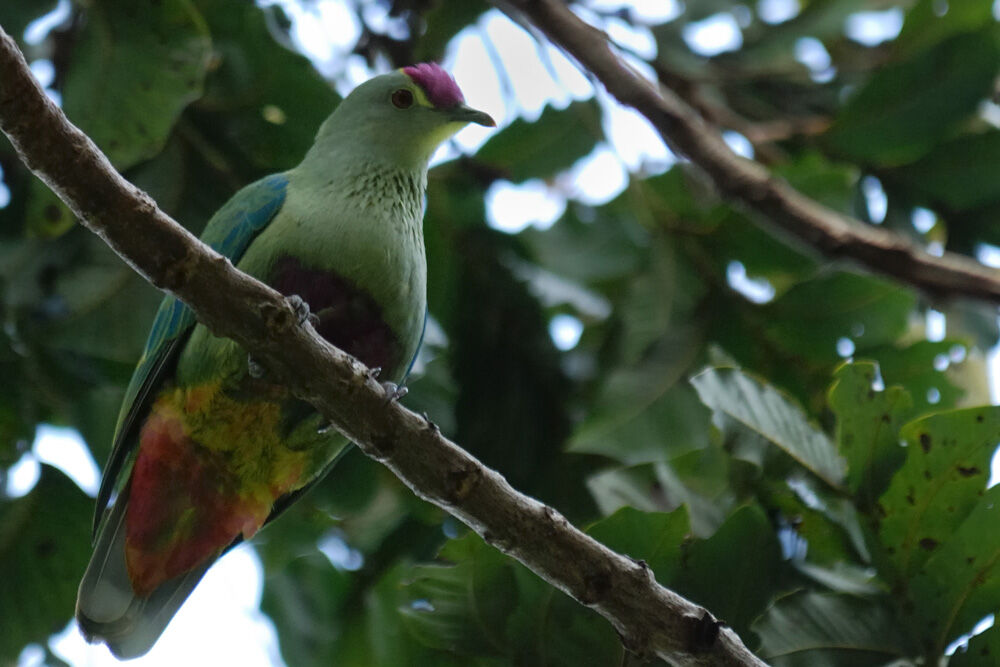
[92,172,290,537]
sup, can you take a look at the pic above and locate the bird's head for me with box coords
[313,63,495,170]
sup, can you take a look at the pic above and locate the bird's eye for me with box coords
[391,89,414,109]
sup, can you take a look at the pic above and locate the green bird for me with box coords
[75,63,494,659]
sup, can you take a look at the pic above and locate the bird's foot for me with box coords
[367,366,382,381]
[247,354,266,379]
[287,295,319,327]
[381,381,408,405]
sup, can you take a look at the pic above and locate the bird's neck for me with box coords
[296,125,428,209]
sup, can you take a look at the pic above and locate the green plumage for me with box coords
[75,66,493,659]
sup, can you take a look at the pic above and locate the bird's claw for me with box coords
[367,366,382,381]
[247,354,266,379]
[287,295,318,326]
[381,381,408,405]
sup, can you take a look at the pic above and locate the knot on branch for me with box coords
[444,460,482,504]
[579,568,613,605]
[685,610,723,653]
[367,434,397,461]
[157,251,195,291]
[258,298,297,335]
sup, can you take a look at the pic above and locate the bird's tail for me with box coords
[75,497,212,660]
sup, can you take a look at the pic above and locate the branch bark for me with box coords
[497,0,1000,305]
[0,25,766,667]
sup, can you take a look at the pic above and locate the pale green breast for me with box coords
[175,160,428,389]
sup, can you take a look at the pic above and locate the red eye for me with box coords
[391,89,414,109]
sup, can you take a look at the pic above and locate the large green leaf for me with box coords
[367,563,469,667]
[824,29,1000,166]
[413,0,488,62]
[828,362,912,509]
[476,101,602,182]
[586,506,691,585]
[754,591,914,666]
[62,0,211,169]
[895,0,995,55]
[393,534,623,666]
[570,329,706,464]
[691,367,846,488]
[399,534,518,656]
[587,461,731,539]
[0,465,92,661]
[870,340,968,413]
[888,131,1000,211]
[260,552,353,666]
[762,272,916,363]
[904,484,1000,656]
[190,0,339,171]
[950,623,1000,667]
[877,406,1000,582]
[0,0,60,50]
[449,229,586,513]
[672,504,782,641]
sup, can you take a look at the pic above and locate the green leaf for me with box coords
[877,406,1000,582]
[823,30,1000,165]
[24,177,73,238]
[570,330,707,464]
[828,362,912,508]
[672,504,782,640]
[449,230,580,510]
[190,0,339,171]
[503,563,623,667]
[521,201,645,287]
[895,0,995,55]
[400,534,518,656]
[367,563,468,667]
[394,535,623,666]
[950,623,1000,667]
[888,130,1000,211]
[476,101,602,182]
[587,459,730,538]
[260,551,353,666]
[872,340,967,412]
[586,506,691,584]
[0,465,92,661]
[413,0,488,62]
[691,367,846,488]
[754,591,914,666]
[762,272,916,363]
[903,484,1000,656]
[0,1,60,50]
[62,0,211,169]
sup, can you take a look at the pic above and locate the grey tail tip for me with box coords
[75,496,214,660]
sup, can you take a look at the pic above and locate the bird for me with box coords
[75,63,494,659]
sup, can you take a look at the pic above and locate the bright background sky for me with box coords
[10,1,1000,664]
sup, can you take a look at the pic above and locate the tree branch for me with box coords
[0,25,765,667]
[497,0,1000,305]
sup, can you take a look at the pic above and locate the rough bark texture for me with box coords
[497,0,1000,305]
[0,25,766,667]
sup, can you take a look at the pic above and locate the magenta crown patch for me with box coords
[402,63,464,109]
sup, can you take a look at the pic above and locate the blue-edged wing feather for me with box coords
[92,173,289,536]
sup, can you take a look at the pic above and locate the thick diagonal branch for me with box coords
[0,26,765,667]
[497,0,1000,305]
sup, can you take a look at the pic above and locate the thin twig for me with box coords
[496,0,1000,306]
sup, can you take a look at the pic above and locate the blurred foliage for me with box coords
[2,0,1000,665]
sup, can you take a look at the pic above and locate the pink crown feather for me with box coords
[402,63,465,109]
